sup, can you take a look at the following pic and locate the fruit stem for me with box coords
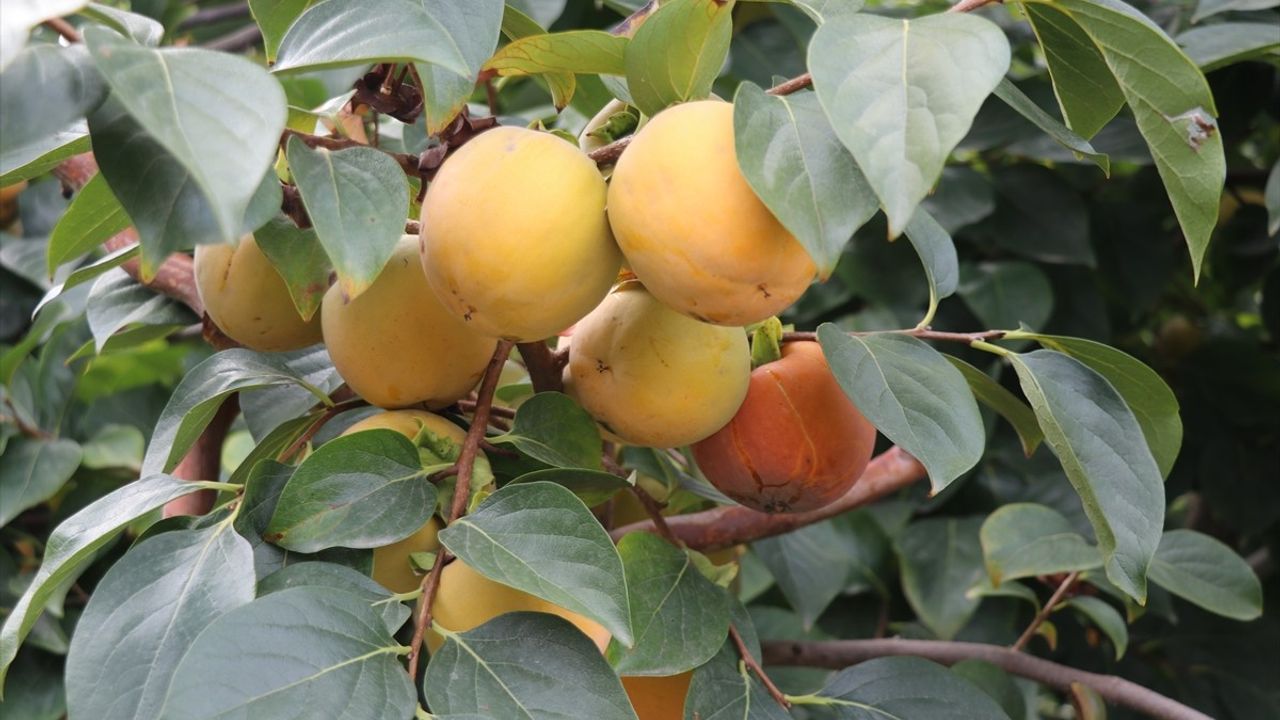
[729,624,791,709]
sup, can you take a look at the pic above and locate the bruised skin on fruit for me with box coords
[321,236,497,409]
[693,341,876,513]
[420,126,621,342]
[607,100,815,327]
[194,235,323,352]
[341,410,463,593]
[566,282,750,448]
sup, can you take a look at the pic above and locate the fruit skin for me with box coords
[622,673,693,720]
[426,559,611,654]
[692,341,876,513]
[420,126,621,342]
[606,100,815,326]
[322,236,497,409]
[193,235,323,351]
[342,410,464,593]
[566,282,749,448]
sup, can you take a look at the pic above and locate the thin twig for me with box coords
[783,328,1008,345]
[1012,572,1080,652]
[202,24,262,52]
[947,0,1002,12]
[277,403,354,463]
[406,341,513,678]
[730,625,791,709]
[43,18,81,43]
[178,2,251,29]
[766,73,812,96]
[764,638,1213,720]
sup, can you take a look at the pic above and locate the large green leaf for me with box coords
[84,28,286,272]
[894,516,985,640]
[425,612,638,720]
[809,13,1010,235]
[957,261,1054,333]
[685,636,790,720]
[492,392,603,470]
[951,660,1026,720]
[732,84,877,278]
[284,138,407,300]
[485,30,628,76]
[818,327,985,491]
[624,0,735,116]
[258,561,410,633]
[65,525,255,720]
[1191,0,1280,22]
[85,268,193,352]
[810,657,1010,718]
[607,533,728,676]
[265,430,436,552]
[1148,530,1263,621]
[142,348,332,476]
[0,44,104,177]
[1007,350,1164,602]
[509,467,633,507]
[248,0,315,61]
[252,216,330,322]
[273,0,470,75]
[0,0,86,71]
[992,78,1109,174]
[1012,332,1182,478]
[0,127,89,187]
[416,0,504,133]
[438,481,633,645]
[1024,4,1124,140]
[79,3,164,46]
[0,475,217,688]
[980,503,1101,585]
[160,587,416,720]
[1021,0,1225,280]
[1176,22,1280,71]
[753,520,856,629]
[45,173,130,275]
[0,437,82,527]
[947,356,1043,456]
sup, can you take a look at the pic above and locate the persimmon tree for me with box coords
[0,1,1276,719]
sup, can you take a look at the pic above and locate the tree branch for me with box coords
[783,328,1008,345]
[406,341,514,678]
[762,638,1213,720]
[165,396,239,518]
[42,18,81,43]
[517,342,565,393]
[610,446,927,550]
[280,129,418,176]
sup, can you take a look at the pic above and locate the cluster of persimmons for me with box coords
[193,100,876,718]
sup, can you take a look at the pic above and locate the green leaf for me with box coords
[607,533,729,675]
[510,468,633,507]
[1192,0,1280,23]
[1025,4,1124,140]
[732,84,877,278]
[234,459,373,579]
[1063,596,1128,659]
[789,0,866,23]
[142,348,331,476]
[65,525,255,720]
[85,268,193,352]
[0,474,215,687]
[809,13,1010,235]
[1014,333,1181,478]
[978,165,1095,266]
[35,245,138,317]
[258,561,410,633]
[161,587,416,720]
[946,356,1043,456]
[248,0,315,61]
[425,612,638,720]
[980,503,1101,585]
[624,0,735,116]
[80,423,144,470]
[1,648,65,720]
[273,0,470,75]
[895,516,985,640]
[1147,530,1263,621]
[818,327,985,492]
[1021,0,1225,281]
[903,208,960,326]
[957,261,1054,333]
[1177,23,1280,71]
[0,437,81,527]
[492,392,604,470]
[992,79,1109,174]
[0,0,86,71]
[84,28,287,272]
[265,429,436,552]
[753,520,856,629]
[78,3,164,45]
[685,633,791,720]
[416,0,504,133]
[438,481,633,645]
[1268,159,1280,237]
[0,127,90,187]
[252,216,330,322]
[45,174,129,275]
[0,44,104,179]
[813,656,1011,718]
[486,30,628,76]
[285,138,407,300]
[1007,350,1164,602]
[951,660,1026,720]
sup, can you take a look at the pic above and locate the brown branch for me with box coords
[611,446,927,551]
[730,625,790,710]
[517,342,565,394]
[766,73,812,96]
[406,341,514,678]
[1012,571,1080,652]
[165,396,239,518]
[104,228,207,318]
[42,18,81,43]
[947,0,1002,12]
[783,328,1008,345]
[280,129,419,176]
[763,638,1213,720]
[278,403,354,463]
